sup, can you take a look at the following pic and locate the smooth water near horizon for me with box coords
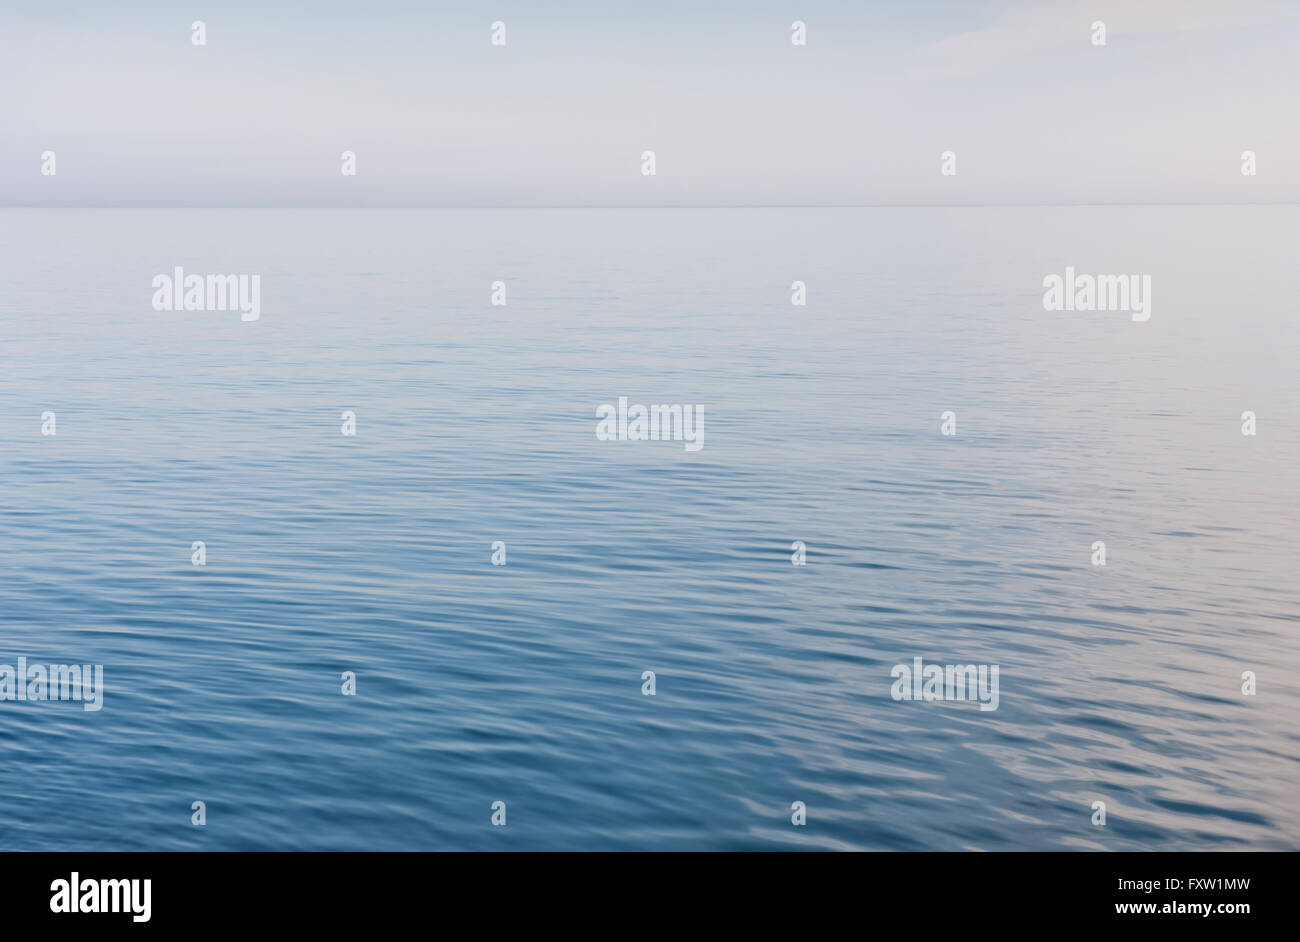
[1,206,1297,850]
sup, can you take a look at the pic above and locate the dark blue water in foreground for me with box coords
[1,207,1297,850]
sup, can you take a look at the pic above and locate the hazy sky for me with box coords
[3,0,1298,206]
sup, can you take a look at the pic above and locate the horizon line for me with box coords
[3,201,1298,210]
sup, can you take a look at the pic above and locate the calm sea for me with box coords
[1,206,1297,850]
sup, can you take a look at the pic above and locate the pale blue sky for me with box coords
[3,0,1298,205]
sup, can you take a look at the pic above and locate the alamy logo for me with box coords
[1042,266,1150,321]
[151,267,261,321]
[596,397,704,452]
[0,657,103,711]
[50,872,150,922]
[890,657,999,711]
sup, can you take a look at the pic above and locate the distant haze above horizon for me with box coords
[3,0,1299,207]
